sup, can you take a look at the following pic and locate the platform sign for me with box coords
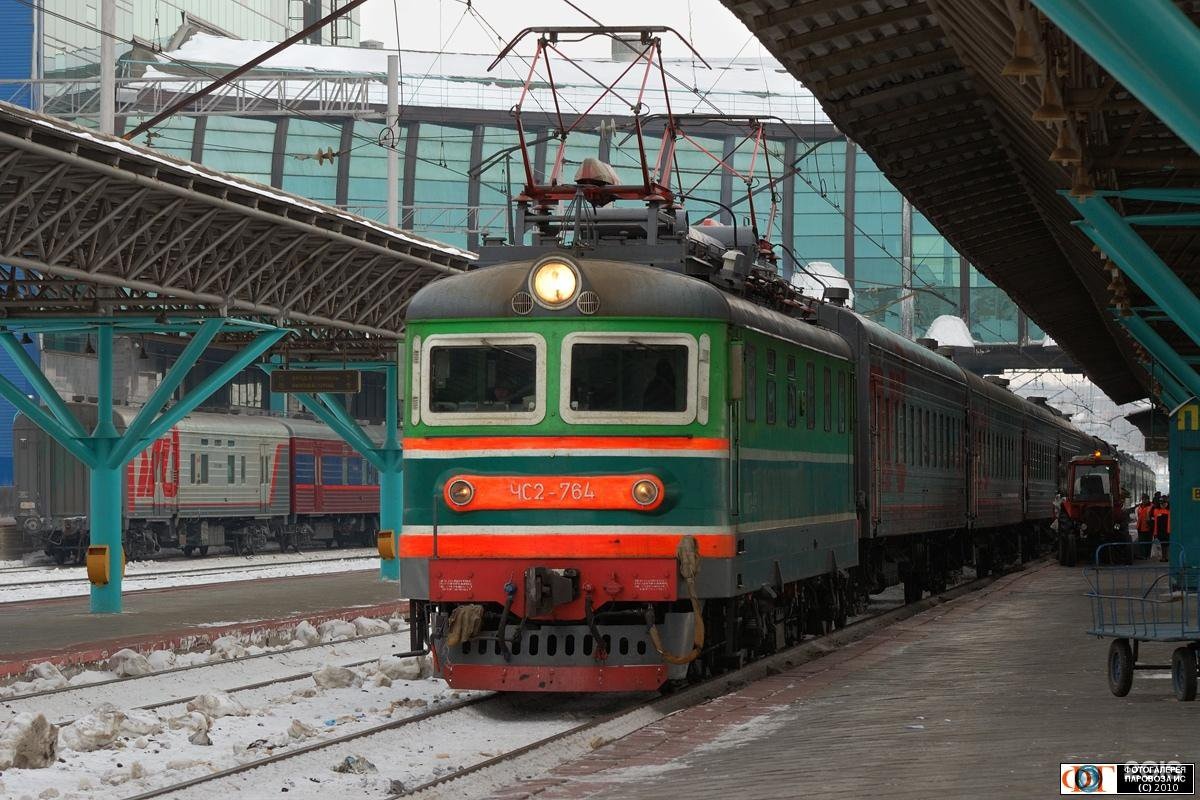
[270,369,361,394]
[1171,403,1199,570]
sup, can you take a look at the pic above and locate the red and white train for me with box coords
[14,404,382,562]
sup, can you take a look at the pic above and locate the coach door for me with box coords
[151,445,167,516]
[871,380,884,527]
[259,443,273,511]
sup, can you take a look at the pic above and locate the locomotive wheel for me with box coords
[199,546,208,556]
[1108,639,1134,697]
[182,546,194,558]
[53,549,68,565]
[1172,647,1197,702]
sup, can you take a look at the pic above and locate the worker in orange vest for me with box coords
[1152,497,1171,563]
[1135,493,1153,559]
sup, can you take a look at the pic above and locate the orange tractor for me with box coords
[1057,452,1131,566]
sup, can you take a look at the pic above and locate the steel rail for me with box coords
[0,625,409,706]
[122,691,494,800]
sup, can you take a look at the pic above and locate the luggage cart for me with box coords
[1086,544,1200,701]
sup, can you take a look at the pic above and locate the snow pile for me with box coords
[924,315,975,348]
[352,616,391,636]
[186,692,249,718]
[0,713,58,769]
[0,611,405,698]
[59,705,124,752]
[377,654,430,681]
[293,620,321,645]
[317,619,357,642]
[790,261,854,305]
[108,649,153,677]
[312,665,363,689]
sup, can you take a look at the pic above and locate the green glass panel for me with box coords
[202,116,275,186]
[281,118,342,206]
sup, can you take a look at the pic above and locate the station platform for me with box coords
[0,571,403,677]
[491,562,1196,799]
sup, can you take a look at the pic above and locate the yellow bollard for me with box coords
[377,529,397,561]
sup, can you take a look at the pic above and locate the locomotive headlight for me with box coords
[530,260,578,307]
[447,479,475,507]
[632,479,660,507]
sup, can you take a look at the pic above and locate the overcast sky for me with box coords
[358,0,762,59]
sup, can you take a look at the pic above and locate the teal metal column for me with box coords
[379,363,401,581]
[1068,195,1200,351]
[267,359,403,582]
[0,316,288,613]
[1117,315,1200,401]
[1032,0,1200,156]
[90,323,123,613]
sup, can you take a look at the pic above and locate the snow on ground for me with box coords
[0,628,410,721]
[0,653,460,800]
[166,691,640,800]
[0,551,378,603]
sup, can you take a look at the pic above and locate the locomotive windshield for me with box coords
[1070,463,1113,502]
[421,334,546,424]
[560,333,699,425]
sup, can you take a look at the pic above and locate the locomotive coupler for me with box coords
[498,581,516,662]
[584,594,607,662]
[525,566,579,616]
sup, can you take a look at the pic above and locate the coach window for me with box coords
[766,348,776,375]
[766,378,777,425]
[200,453,209,484]
[241,456,246,483]
[744,343,757,423]
[822,366,832,432]
[422,333,546,426]
[837,371,847,433]
[227,454,235,484]
[190,453,196,484]
[561,332,699,425]
[805,362,816,430]
[786,356,797,427]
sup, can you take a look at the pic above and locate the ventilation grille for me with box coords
[577,290,600,315]
[511,291,533,315]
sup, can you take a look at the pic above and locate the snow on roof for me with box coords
[924,314,975,348]
[10,103,473,260]
[151,33,831,126]
[790,261,853,304]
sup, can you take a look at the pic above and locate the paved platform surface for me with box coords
[491,562,1198,799]
[0,571,402,675]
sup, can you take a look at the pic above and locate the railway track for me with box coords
[0,551,376,591]
[392,563,1028,800]
[0,627,411,716]
[118,563,1024,800]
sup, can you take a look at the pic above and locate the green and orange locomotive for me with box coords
[397,27,1141,692]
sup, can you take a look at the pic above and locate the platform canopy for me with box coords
[721,0,1200,404]
[0,100,472,356]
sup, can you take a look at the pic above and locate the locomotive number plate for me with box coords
[443,474,664,512]
[509,481,597,503]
